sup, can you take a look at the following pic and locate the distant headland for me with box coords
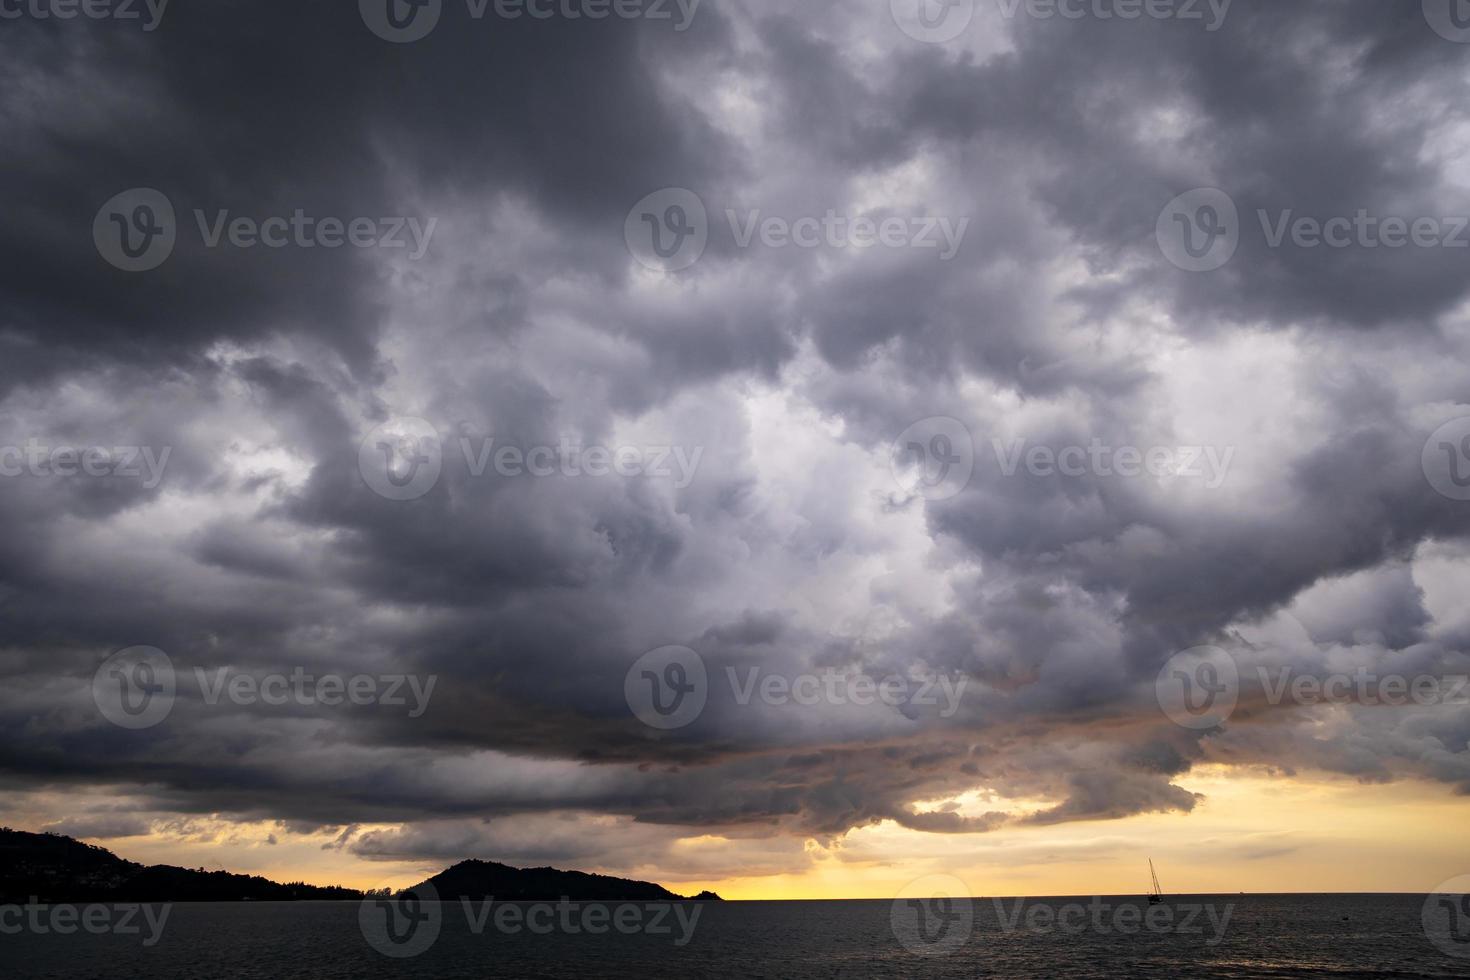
[0,828,721,903]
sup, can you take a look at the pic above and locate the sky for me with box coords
[2,0,1470,900]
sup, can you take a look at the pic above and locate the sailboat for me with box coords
[1147,859,1165,906]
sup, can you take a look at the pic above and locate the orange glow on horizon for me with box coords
[36,769,1470,901]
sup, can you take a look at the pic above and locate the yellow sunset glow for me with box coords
[53,769,1470,900]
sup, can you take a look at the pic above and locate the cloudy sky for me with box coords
[3,0,1470,898]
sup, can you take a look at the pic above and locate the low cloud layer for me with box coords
[2,0,1469,881]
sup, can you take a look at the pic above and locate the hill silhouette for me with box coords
[0,828,720,902]
[411,859,721,902]
[0,828,357,902]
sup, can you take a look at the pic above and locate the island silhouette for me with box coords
[0,828,721,903]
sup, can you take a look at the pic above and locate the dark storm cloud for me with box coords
[0,2,736,391]
[2,0,1470,875]
[771,1,1470,383]
[42,813,154,840]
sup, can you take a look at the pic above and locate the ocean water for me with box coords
[4,894,1467,978]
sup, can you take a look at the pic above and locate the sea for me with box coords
[5,893,1468,978]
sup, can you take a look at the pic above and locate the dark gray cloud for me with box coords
[1,0,1469,877]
